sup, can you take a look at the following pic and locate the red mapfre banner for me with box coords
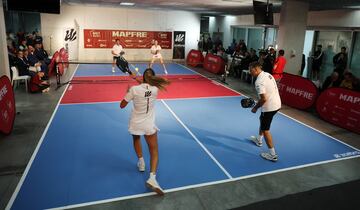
[0,76,16,135]
[84,29,172,49]
[203,54,225,74]
[277,73,318,109]
[186,49,204,67]
[316,88,360,134]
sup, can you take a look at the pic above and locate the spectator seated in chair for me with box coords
[14,50,36,77]
[34,43,50,65]
[321,71,341,91]
[28,45,48,74]
[340,72,355,90]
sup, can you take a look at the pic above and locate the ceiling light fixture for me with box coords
[344,5,360,9]
[120,2,135,6]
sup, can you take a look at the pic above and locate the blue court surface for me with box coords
[7,63,360,210]
[74,63,196,77]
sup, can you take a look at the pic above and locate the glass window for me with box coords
[315,31,352,82]
[350,32,360,78]
[232,27,246,43]
[248,28,264,51]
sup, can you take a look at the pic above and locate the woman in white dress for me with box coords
[150,40,168,74]
[120,68,170,195]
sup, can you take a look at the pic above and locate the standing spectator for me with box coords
[214,36,223,50]
[300,54,305,76]
[259,50,273,74]
[333,47,348,75]
[207,37,213,53]
[322,71,341,91]
[272,49,286,82]
[311,45,324,80]
[229,39,237,53]
[197,37,203,51]
[268,48,276,65]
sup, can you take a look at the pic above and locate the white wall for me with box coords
[308,9,360,27]
[0,3,10,78]
[209,9,360,49]
[41,5,200,61]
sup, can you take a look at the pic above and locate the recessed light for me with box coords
[120,2,135,6]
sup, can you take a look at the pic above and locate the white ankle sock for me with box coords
[269,148,276,156]
[150,172,156,179]
[138,157,144,163]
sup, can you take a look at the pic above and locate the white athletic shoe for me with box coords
[112,68,115,73]
[261,152,278,162]
[146,177,164,195]
[250,136,263,147]
[137,160,145,172]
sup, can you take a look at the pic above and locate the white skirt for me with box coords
[128,118,159,136]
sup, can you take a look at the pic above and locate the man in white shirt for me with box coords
[150,40,168,74]
[249,61,281,162]
[112,39,124,73]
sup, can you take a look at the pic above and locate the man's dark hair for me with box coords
[341,47,346,50]
[115,38,120,42]
[317,45,322,48]
[279,49,285,56]
[249,61,262,70]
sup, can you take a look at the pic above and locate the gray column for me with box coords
[0,3,10,78]
[277,0,309,75]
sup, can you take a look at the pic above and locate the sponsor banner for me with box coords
[278,73,318,109]
[63,28,79,60]
[84,29,172,49]
[316,88,360,134]
[0,76,16,135]
[186,49,204,67]
[173,31,185,59]
[203,53,225,74]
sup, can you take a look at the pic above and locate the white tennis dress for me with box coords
[151,45,162,59]
[124,83,159,135]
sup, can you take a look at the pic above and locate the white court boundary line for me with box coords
[46,155,360,210]
[5,64,80,210]
[175,62,360,152]
[8,63,360,210]
[161,99,233,179]
[60,95,241,106]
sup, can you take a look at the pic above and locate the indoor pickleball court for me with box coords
[7,63,360,210]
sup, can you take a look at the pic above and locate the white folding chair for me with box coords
[241,69,254,84]
[11,66,31,92]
